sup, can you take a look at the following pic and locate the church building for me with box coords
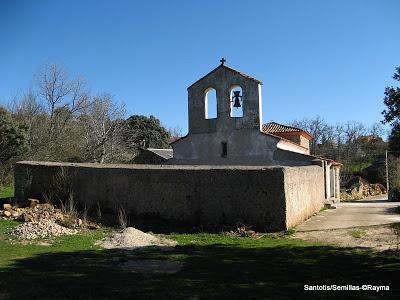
[168,60,340,201]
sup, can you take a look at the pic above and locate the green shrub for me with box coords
[349,229,366,239]
[390,187,400,201]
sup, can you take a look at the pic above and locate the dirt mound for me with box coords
[97,227,177,250]
[12,220,78,239]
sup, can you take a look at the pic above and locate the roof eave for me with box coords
[187,64,262,90]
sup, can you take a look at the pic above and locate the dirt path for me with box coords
[296,198,400,231]
[293,196,400,252]
[293,225,400,252]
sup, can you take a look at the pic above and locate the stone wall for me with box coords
[15,161,325,231]
[283,166,325,228]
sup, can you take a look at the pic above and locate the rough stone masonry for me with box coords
[15,161,324,231]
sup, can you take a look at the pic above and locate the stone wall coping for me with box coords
[13,161,317,171]
[17,161,287,170]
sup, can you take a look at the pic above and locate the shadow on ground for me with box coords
[0,243,400,299]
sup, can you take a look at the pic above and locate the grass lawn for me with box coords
[0,185,14,199]
[0,220,399,299]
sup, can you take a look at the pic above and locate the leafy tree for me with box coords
[382,66,400,156]
[381,66,400,199]
[388,123,400,155]
[0,107,28,163]
[123,115,170,154]
[0,107,28,186]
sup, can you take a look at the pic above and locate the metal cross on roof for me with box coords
[220,58,226,65]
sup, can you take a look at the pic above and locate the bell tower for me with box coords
[187,59,263,134]
[170,60,323,167]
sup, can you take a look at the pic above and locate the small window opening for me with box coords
[204,88,217,119]
[221,142,227,157]
[230,86,243,118]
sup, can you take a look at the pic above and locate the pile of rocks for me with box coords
[0,199,62,221]
[12,202,64,223]
[341,176,387,201]
[1,204,21,218]
[0,199,100,239]
[12,219,78,239]
[0,199,70,222]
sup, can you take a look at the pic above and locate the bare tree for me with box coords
[290,116,330,155]
[343,121,366,144]
[168,125,183,138]
[333,123,345,161]
[80,94,126,163]
[36,63,89,137]
[370,122,385,138]
[289,117,388,185]
[9,90,43,117]
[0,62,137,188]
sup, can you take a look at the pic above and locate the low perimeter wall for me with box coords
[14,161,325,231]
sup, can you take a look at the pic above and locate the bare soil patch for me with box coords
[293,225,400,252]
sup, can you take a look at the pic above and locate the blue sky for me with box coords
[0,0,399,134]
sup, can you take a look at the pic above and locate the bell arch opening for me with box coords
[230,85,243,118]
[204,88,217,119]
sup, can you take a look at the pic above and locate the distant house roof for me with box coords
[188,64,262,89]
[357,135,384,143]
[147,148,173,160]
[262,123,341,165]
[262,122,313,140]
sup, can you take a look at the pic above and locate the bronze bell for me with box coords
[232,91,242,108]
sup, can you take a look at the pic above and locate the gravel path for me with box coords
[297,199,400,231]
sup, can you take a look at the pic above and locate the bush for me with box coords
[0,166,14,188]
[388,155,400,201]
[390,187,400,201]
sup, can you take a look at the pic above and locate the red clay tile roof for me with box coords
[262,122,313,140]
[262,122,303,133]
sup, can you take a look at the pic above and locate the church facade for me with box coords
[169,60,340,202]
